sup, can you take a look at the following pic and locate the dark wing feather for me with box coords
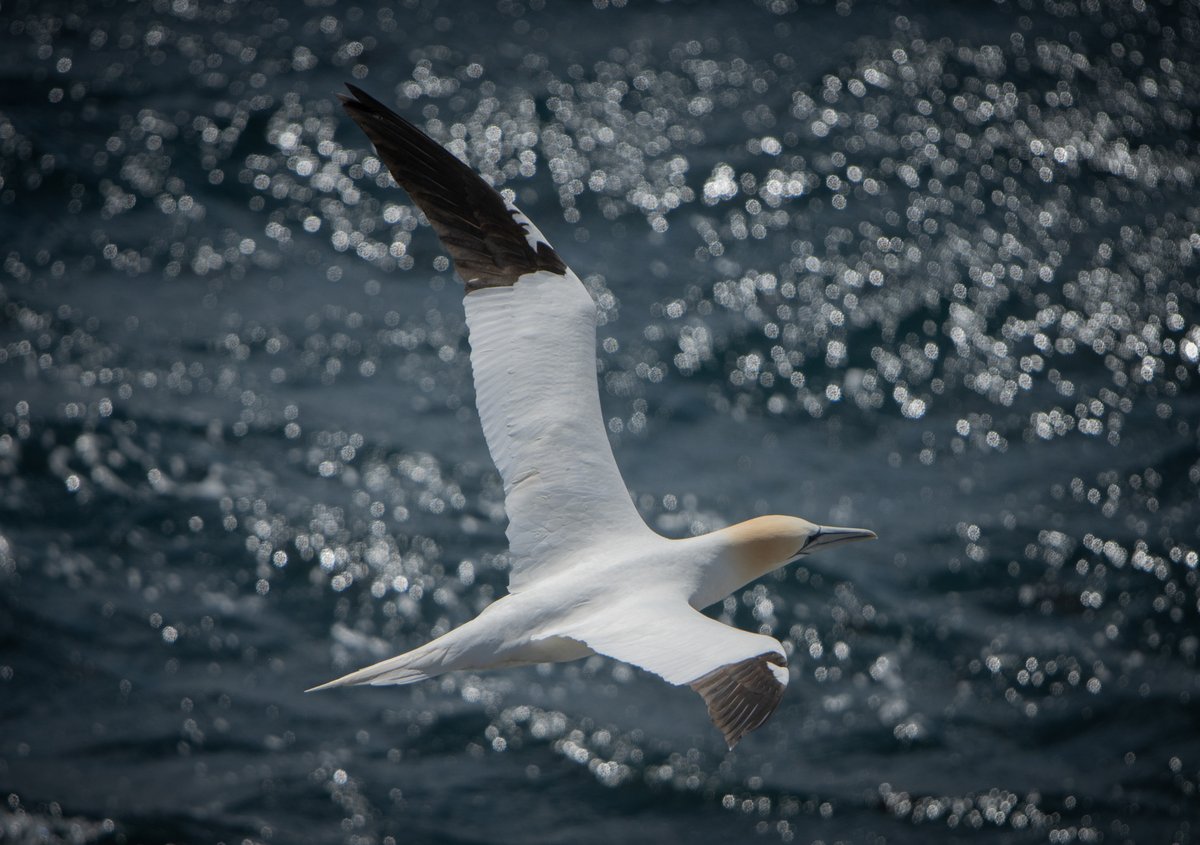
[339,84,565,290]
[690,653,787,749]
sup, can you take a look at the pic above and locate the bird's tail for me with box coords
[307,596,530,693]
[306,641,445,692]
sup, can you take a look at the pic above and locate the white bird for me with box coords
[310,85,877,749]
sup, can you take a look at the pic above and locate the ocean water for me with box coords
[2,0,1199,842]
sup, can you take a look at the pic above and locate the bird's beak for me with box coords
[802,525,877,554]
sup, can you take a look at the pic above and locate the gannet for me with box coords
[310,84,876,749]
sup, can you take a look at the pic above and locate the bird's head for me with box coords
[723,514,876,577]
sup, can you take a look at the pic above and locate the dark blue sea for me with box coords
[3,0,1199,842]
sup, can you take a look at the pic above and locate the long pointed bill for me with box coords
[805,525,877,553]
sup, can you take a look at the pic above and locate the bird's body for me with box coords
[315,517,801,680]
[311,85,876,748]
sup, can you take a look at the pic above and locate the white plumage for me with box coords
[312,85,877,749]
[463,271,657,591]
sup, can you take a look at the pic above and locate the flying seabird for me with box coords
[310,84,877,749]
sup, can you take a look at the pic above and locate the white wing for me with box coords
[465,271,656,590]
[547,596,789,748]
[340,86,656,590]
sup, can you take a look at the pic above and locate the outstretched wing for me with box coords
[341,86,656,590]
[548,598,789,748]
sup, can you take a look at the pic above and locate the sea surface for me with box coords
[2,1,1199,842]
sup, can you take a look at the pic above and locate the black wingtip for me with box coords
[341,83,387,113]
[338,84,366,114]
[690,652,787,750]
[336,83,568,290]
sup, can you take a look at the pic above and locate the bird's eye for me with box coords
[795,528,823,556]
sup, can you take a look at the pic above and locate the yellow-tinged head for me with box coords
[722,515,876,577]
